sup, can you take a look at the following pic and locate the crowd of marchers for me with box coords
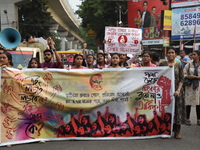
[0,35,200,140]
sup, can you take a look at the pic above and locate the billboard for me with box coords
[128,0,170,41]
[171,0,200,8]
[172,6,200,40]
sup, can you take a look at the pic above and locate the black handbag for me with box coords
[184,63,192,86]
[184,78,192,85]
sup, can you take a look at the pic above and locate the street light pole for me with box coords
[119,6,122,25]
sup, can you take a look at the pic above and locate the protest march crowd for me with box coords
[0,34,200,140]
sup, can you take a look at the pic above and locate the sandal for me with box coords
[174,133,182,139]
[185,120,191,126]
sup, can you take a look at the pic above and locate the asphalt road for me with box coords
[1,107,199,150]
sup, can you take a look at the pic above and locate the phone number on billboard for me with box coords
[180,13,200,26]
[180,13,200,20]
[180,20,200,26]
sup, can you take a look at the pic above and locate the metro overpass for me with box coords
[0,0,84,50]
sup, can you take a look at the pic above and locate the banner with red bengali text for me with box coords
[104,27,142,54]
[0,67,174,146]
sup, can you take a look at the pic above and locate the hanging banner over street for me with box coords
[0,67,174,146]
[104,27,142,54]
[172,6,200,40]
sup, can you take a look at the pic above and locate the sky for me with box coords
[68,0,82,12]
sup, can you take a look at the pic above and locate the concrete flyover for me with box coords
[0,0,84,50]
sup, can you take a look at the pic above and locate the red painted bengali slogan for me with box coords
[0,67,174,146]
[104,27,142,54]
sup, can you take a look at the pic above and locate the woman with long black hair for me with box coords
[159,47,184,139]
[94,53,108,69]
[184,50,200,126]
[71,53,87,69]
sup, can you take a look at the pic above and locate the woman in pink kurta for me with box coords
[134,51,156,67]
[71,53,88,69]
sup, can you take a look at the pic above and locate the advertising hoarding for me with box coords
[163,10,172,30]
[128,0,169,43]
[172,6,200,40]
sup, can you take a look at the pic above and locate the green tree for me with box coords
[76,0,127,49]
[18,0,52,38]
[18,0,61,50]
[79,27,97,52]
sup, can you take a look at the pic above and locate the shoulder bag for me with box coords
[184,63,192,86]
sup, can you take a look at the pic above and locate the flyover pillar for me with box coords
[66,37,74,49]
[72,40,79,49]
[58,31,68,51]
[77,43,82,49]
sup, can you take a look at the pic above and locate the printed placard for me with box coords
[104,27,142,54]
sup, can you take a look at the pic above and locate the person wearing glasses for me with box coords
[134,51,156,67]
[86,54,95,69]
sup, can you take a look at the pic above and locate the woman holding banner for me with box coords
[159,47,184,139]
[107,53,121,68]
[71,53,87,69]
[94,53,109,69]
[120,53,138,68]
[119,54,129,67]
[27,58,41,68]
